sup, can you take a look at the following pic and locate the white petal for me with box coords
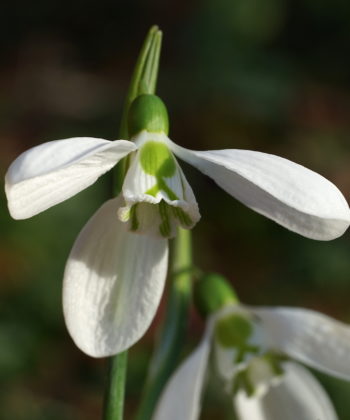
[212,305,266,382]
[167,140,350,240]
[234,390,266,420]
[214,341,237,382]
[234,362,338,420]
[153,326,212,420]
[212,306,256,382]
[250,306,350,381]
[63,196,168,357]
[5,137,136,219]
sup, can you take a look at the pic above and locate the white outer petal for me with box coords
[167,140,350,240]
[63,196,168,357]
[250,306,350,381]
[234,362,338,420]
[5,137,136,219]
[212,305,259,382]
[214,341,237,382]
[153,324,213,420]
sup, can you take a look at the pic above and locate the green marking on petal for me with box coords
[263,351,286,376]
[215,314,253,348]
[172,207,193,227]
[158,200,171,237]
[233,370,255,397]
[130,204,139,231]
[140,141,176,177]
[158,179,179,201]
[141,141,180,201]
[234,344,259,364]
[232,352,286,397]
[145,180,179,201]
[145,184,160,198]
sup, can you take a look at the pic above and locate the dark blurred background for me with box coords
[1,0,350,419]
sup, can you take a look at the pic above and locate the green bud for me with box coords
[194,273,239,318]
[128,94,169,137]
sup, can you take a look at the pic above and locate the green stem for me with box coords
[104,25,163,420]
[135,228,192,420]
[103,352,128,420]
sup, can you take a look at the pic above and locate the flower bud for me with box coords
[128,94,169,137]
[194,273,238,318]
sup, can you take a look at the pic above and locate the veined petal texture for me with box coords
[153,326,212,420]
[251,306,350,381]
[63,197,168,357]
[168,141,350,240]
[5,137,136,219]
[234,362,338,420]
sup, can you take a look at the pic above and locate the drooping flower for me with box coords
[6,94,350,240]
[154,304,350,420]
[5,94,350,357]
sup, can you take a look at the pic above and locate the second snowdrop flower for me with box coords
[154,275,350,420]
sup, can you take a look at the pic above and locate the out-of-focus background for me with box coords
[1,1,350,419]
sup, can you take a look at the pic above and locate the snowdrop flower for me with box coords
[154,302,350,420]
[5,94,350,357]
[6,94,350,239]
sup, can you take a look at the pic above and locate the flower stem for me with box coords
[104,25,163,420]
[103,351,128,420]
[135,228,192,420]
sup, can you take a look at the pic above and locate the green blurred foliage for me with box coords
[1,0,350,418]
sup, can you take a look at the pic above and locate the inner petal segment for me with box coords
[119,136,200,238]
[213,310,287,399]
